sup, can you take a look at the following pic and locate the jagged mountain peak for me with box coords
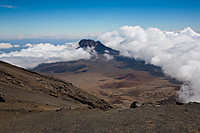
[78,39,101,48]
[78,39,119,55]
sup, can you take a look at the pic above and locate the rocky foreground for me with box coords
[0,61,200,132]
[0,103,200,133]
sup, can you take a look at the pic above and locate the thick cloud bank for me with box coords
[0,42,91,68]
[98,26,200,103]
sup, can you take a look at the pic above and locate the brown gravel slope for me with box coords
[0,103,199,133]
[0,61,112,110]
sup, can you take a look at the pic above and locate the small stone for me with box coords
[0,94,5,102]
[155,104,161,107]
[15,112,20,115]
[56,108,62,111]
[176,102,184,105]
[6,77,12,80]
[70,107,75,110]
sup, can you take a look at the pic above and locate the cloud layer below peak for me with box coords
[98,26,200,103]
[0,42,92,68]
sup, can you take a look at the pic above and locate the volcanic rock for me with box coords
[0,94,5,102]
[78,39,119,55]
[130,101,138,108]
[130,101,144,108]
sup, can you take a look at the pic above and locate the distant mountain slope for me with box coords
[0,61,112,111]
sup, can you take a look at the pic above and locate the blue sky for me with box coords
[0,0,200,40]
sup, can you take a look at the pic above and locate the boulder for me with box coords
[130,101,144,108]
[130,101,138,108]
[0,94,5,102]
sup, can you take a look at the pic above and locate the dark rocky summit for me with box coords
[78,39,119,55]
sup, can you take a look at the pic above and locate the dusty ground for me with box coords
[0,103,200,133]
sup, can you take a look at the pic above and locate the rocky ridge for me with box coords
[0,61,113,110]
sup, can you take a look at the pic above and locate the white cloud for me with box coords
[23,44,32,47]
[14,45,20,48]
[0,5,17,9]
[0,43,13,49]
[98,26,200,103]
[0,42,92,68]
[103,53,113,61]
